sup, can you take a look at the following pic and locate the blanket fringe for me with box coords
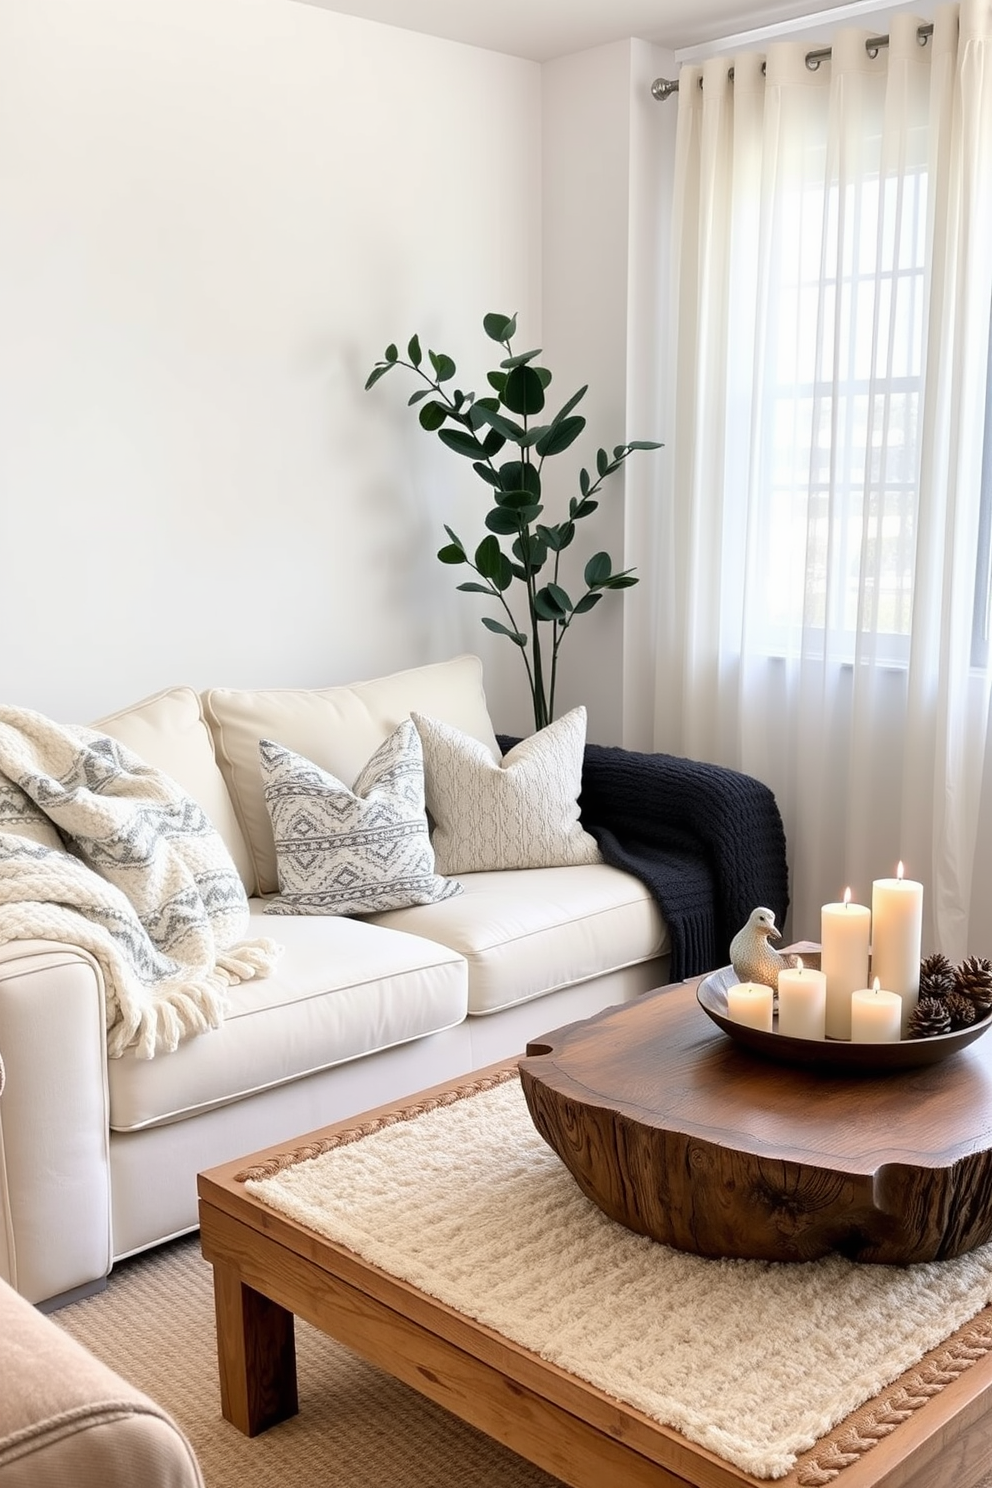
[109,975,230,1060]
[215,937,282,984]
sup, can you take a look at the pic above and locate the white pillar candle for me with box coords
[727,981,774,1032]
[777,958,827,1040]
[851,978,903,1042]
[821,889,871,1040]
[871,864,923,1035]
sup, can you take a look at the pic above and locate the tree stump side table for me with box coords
[518,976,992,1264]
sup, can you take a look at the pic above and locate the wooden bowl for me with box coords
[697,964,992,1073]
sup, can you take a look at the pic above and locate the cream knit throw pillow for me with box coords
[411,706,601,875]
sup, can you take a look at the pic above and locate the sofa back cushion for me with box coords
[202,655,500,897]
[94,686,256,893]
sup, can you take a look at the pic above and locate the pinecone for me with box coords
[906,996,952,1039]
[944,990,978,1029]
[953,956,992,1018]
[918,951,955,1001]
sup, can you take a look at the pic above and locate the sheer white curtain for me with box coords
[637,3,992,955]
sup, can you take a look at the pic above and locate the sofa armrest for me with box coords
[0,1274,204,1488]
[0,942,113,1304]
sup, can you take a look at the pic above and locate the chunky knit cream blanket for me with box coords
[0,705,280,1058]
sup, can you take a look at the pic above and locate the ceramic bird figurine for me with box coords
[729,907,799,988]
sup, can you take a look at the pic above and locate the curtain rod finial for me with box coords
[651,76,679,101]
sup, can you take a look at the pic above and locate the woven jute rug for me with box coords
[237,1068,992,1482]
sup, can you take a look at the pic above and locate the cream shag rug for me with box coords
[245,1072,992,1481]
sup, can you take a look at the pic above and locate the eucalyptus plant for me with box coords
[366,312,661,732]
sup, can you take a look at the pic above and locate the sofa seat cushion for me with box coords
[107,907,468,1131]
[367,864,669,1015]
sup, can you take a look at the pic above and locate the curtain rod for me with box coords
[651,21,934,100]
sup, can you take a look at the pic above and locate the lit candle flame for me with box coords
[796,956,804,973]
[897,861,904,880]
[843,887,852,908]
[873,976,881,993]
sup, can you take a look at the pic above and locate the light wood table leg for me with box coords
[211,1256,298,1436]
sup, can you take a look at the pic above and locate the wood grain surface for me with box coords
[518,978,992,1263]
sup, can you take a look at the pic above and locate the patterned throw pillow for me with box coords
[260,720,462,916]
[411,707,602,876]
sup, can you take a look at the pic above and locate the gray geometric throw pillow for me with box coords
[259,719,462,916]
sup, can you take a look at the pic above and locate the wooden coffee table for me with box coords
[198,977,992,1488]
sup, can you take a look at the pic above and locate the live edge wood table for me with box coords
[198,976,992,1488]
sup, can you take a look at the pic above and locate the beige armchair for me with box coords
[0,1045,203,1488]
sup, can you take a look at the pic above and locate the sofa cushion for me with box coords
[412,706,601,874]
[203,655,500,897]
[106,906,468,1130]
[94,686,255,894]
[367,863,669,1015]
[260,723,461,917]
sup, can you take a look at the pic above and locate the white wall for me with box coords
[540,39,676,746]
[0,0,541,727]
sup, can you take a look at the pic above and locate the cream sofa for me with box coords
[0,654,788,1309]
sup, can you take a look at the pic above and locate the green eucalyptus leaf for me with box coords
[487,371,508,396]
[429,350,456,382]
[535,415,585,458]
[385,344,398,363]
[596,447,609,477]
[474,534,503,580]
[470,402,525,442]
[438,542,466,564]
[628,439,664,451]
[407,388,431,405]
[408,335,422,367]
[533,584,571,621]
[552,386,588,424]
[457,581,495,594]
[494,553,515,591]
[499,349,542,369]
[482,428,507,458]
[499,461,541,498]
[481,615,527,646]
[585,552,613,587]
[573,498,599,519]
[605,573,639,589]
[438,427,486,458]
[536,522,575,552]
[364,363,392,391]
[535,367,552,389]
[496,490,542,515]
[502,364,546,417]
[472,462,502,489]
[419,401,447,431]
[572,592,602,614]
[443,524,464,546]
[486,507,528,535]
[513,533,548,570]
[483,312,517,344]
[579,468,591,496]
